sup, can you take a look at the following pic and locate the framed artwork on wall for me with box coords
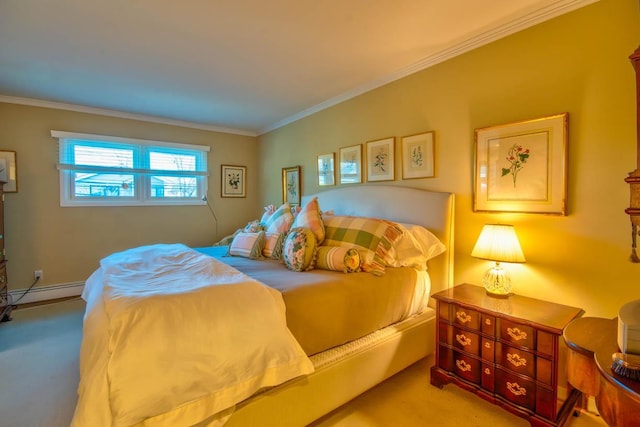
[366,137,395,182]
[401,131,435,179]
[221,164,246,198]
[339,144,362,184]
[0,150,18,193]
[317,153,335,186]
[282,165,301,206]
[474,113,568,215]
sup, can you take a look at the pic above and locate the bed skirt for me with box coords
[221,307,436,426]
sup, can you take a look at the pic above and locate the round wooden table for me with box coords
[563,317,640,426]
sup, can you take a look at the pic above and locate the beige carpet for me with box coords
[0,299,606,427]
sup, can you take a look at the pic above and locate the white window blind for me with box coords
[51,131,209,207]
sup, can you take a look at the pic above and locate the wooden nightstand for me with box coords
[430,284,584,427]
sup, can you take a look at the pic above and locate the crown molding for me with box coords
[0,95,258,137]
[259,0,599,135]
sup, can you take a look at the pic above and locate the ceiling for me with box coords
[0,0,596,136]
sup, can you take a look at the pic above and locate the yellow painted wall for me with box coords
[258,0,640,317]
[0,103,259,291]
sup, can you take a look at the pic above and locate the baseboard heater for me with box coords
[9,282,84,305]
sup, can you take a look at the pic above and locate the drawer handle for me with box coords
[456,311,472,323]
[0,275,5,283]
[507,327,528,341]
[485,318,492,326]
[484,342,492,349]
[456,334,472,347]
[456,359,472,372]
[507,381,527,396]
[507,353,527,367]
[484,368,491,375]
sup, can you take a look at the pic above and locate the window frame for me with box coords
[51,131,209,207]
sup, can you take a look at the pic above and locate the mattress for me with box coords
[197,246,431,356]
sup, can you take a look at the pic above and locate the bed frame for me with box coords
[225,186,454,426]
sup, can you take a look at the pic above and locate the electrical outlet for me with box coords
[34,269,43,281]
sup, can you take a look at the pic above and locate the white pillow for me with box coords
[385,223,445,269]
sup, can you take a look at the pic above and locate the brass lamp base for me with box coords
[482,262,512,298]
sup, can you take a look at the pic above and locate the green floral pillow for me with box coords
[282,227,317,272]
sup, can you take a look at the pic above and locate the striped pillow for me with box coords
[316,246,361,273]
[291,196,325,244]
[263,232,285,259]
[322,215,402,275]
[263,203,294,234]
[227,231,265,259]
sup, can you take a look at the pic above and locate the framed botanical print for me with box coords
[282,165,301,205]
[0,150,18,192]
[474,113,568,215]
[317,153,335,186]
[401,131,434,179]
[221,165,246,198]
[366,137,395,182]
[339,144,362,184]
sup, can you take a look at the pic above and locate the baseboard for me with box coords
[9,282,85,305]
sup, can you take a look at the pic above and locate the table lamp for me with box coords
[471,224,526,297]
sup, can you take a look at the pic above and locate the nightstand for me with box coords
[430,283,584,427]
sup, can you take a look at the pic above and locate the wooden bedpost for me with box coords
[625,46,640,262]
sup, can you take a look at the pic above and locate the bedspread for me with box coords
[72,244,313,427]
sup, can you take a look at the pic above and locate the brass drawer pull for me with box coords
[484,368,491,375]
[507,353,527,367]
[456,334,472,346]
[507,327,527,341]
[507,381,527,396]
[484,342,492,349]
[456,359,472,372]
[485,318,492,325]
[456,311,472,323]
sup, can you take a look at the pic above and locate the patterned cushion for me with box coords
[322,215,402,276]
[227,231,266,259]
[291,197,325,244]
[263,232,285,259]
[243,219,264,233]
[263,203,294,234]
[316,246,361,273]
[282,227,317,272]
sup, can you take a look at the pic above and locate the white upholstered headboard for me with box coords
[302,185,454,296]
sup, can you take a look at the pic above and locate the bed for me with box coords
[72,185,454,427]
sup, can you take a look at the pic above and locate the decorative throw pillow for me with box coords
[282,227,317,272]
[227,231,266,259]
[291,196,325,244]
[259,204,276,225]
[322,215,402,276]
[263,203,294,234]
[243,219,264,233]
[263,232,285,259]
[316,246,361,273]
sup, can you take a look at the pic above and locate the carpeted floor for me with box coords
[0,299,606,427]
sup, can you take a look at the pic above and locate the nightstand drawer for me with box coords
[438,345,482,385]
[438,323,482,356]
[452,304,480,331]
[499,319,534,348]
[496,342,534,378]
[481,314,496,336]
[495,367,536,411]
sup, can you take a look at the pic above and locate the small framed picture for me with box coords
[282,165,301,206]
[317,153,335,186]
[366,137,395,182]
[0,150,18,193]
[339,144,362,184]
[401,131,435,179]
[474,113,568,215]
[221,165,246,198]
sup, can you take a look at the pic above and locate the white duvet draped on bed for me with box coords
[72,244,314,427]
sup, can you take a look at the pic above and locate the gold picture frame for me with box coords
[474,113,568,215]
[282,166,301,206]
[366,137,395,182]
[339,144,362,184]
[401,131,435,179]
[317,153,335,186]
[0,150,18,193]
[221,165,246,198]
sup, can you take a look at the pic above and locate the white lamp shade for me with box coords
[471,224,525,263]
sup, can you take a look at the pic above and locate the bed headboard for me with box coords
[302,185,454,297]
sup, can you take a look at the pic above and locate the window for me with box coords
[51,131,209,207]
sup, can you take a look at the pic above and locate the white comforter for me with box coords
[72,244,314,427]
